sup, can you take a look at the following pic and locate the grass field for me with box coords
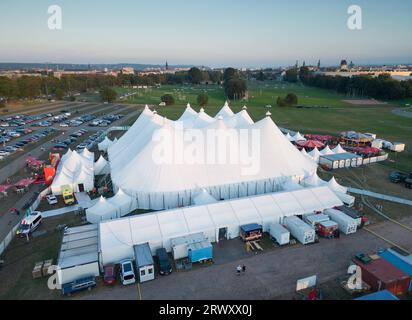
[115,81,412,171]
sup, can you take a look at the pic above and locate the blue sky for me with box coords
[0,0,411,67]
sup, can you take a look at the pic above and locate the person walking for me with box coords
[242,265,246,274]
[236,265,242,276]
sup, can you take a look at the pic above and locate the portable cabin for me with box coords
[268,223,290,246]
[239,223,263,242]
[133,243,155,283]
[188,240,213,263]
[284,216,315,245]
[170,232,207,261]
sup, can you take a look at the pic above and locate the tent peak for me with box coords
[242,105,247,110]
[265,111,272,117]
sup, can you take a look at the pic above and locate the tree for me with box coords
[100,87,117,103]
[284,68,298,83]
[223,68,238,82]
[256,71,266,81]
[276,96,287,107]
[197,92,208,106]
[161,94,175,106]
[188,67,203,84]
[55,88,65,100]
[285,93,298,105]
[224,78,247,100]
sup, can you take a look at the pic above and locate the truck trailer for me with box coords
[284,216,315,245]
[324,208,357,235]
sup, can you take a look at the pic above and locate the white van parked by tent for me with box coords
[16,211,43,237]
[120,260,136,286]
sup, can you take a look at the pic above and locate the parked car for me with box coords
[156,248,172,276]
[103,265,116,285]
[62,276,96,296]
[120,260,136,285]
[46,194,58,205]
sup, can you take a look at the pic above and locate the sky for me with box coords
[0,0,411,68]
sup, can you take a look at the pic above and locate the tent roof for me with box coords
[333,144,346,154]
[193,189,218,205]
[215,102,235,119]
[320,145,334,156]
[328,177,348,194]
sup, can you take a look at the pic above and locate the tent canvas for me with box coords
[86,196,117,224]
[250,194,284,230]
[182,206,216,242]
[206,202,240,240]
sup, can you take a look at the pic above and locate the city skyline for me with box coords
[0,0,411,68]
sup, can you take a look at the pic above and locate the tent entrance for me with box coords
[218,227,227,240]
[78,183,85,192]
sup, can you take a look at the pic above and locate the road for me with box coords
[77,215,412,300]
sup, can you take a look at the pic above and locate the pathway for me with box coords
[348,187,412,206]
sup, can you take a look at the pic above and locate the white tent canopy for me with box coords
[309,147,322,163]
[94,155,110,175]
[285,132,293,142]
[328,177,348,194]
[108,106,317,210]
[99,186,342,265]
[320,145,334,156]
[303,173,327,188]
[86,196,117,224]
[98,136,114,152]
[333,144,346,154]
[51,149,94,194]
[293,132,306,142]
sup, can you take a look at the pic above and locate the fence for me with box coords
[0,187,50,257]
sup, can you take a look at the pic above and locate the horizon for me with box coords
[1,0,411,68]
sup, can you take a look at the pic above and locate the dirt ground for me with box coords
[0,213,85,300]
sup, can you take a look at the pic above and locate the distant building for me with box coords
[121,67,135,75]
[340,59,348,71]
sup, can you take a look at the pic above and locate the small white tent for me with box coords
[293,132,306,142]
[309,147,322,163]
[333,144,346,154]
[303,173,327,188]
[215,101,235,119]
[320,145,334,156]
[193,189,218,206]
[94,155,110,176]
[86,196,117,224]
[285,132,293,142]
[98,137,114,152]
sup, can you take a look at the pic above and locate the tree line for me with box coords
[284,67,412,100]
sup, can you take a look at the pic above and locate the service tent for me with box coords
[206,202,240,240]
[193,188,218,206]
[182,206,216,242]
[333,144,346,154]
[250,194,284,230]
[94,155,110,176]
[86,196,117,224]
[156,209,190,251]
[107,188,136,218]
[320,145,334,156]
[229,198,263,227]
[129,214,163,253]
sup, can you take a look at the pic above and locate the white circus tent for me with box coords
[108,104,317,210]
[51,149,95,195]
[86,196,117,224]
[333,144,346,154]
[98,136,114,152]
[94,155,110,175]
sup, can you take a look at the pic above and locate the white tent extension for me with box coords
[51,149,95,195]
[320,145,334,156]
[107,188,136,218]
[193,188,218,206]
[327,177,348,194]
[108,107,317,210]
[303,173,328,188]
[94,155,110,176]
[86,196,117,224]
[332,144,346,154]
[98,136,114,152]
[99,186,342,265]
[215,101,235,119]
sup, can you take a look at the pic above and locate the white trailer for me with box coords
[268,223,290,246]
[284,216,315,245]
[303,213,330,228]
[324,208,357,235]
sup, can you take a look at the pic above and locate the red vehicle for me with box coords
[317,221,338,238]
[103,265,116,285]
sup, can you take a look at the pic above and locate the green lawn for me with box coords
[115,81,412,171]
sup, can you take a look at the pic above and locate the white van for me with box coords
[16,211,43,237]
[120,260,136,285]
